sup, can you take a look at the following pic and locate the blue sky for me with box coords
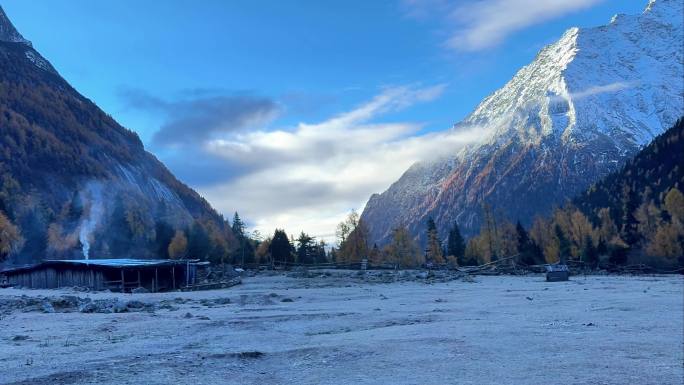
[3,0,645,241]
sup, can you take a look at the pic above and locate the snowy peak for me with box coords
[461,0,683,150]
[361,0,684,245]
[0,6,31,46]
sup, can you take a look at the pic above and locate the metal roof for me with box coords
[49,259,189,267]
[545,264,569,272]
[1,258,196,274]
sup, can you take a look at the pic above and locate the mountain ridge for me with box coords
[361,0,684,245]
[0,6,235,264]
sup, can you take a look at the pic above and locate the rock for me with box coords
[417,271,431,279]
[113,302,129,313]
[131,287,149,294]
[462,275,476,283]
[41,301,55,313]
[72,286,89,292]
[79,302,98,313]
[52,296,80,311]
[125,300,145,310]
[184,312,193,318]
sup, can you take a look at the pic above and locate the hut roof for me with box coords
[1,258,194,274]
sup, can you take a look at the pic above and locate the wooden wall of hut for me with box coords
[6,268,105,290]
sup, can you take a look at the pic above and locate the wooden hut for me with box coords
[0,259,199,292]
[545,264,570,282]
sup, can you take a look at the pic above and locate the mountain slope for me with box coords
[574,117,683,224]
[0,7,233,264]
[361,0,684,245]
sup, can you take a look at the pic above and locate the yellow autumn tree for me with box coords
[646,223,683,262]
[530,216,559,263]
[635,201,662,242]
[664,188,684,223]
[384,227,422,268]
[646,188,684,264]
[464,237,486,265]
[168,230,188,260]
[336,211,369,264]
[255,237,271,265]
[46,223,78,253]
[0,211,22,260]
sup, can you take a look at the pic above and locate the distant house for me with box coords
[0,259,200,292]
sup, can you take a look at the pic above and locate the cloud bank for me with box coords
[130,85,488,242]
[121,88,280,148]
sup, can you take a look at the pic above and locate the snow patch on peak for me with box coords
[24,51,52,72]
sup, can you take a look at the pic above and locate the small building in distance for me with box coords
[545,264,570,282]
[0,259,200,292]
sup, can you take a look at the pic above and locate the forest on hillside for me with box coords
[1,108,682,271]
[323,118,684,271]
[0,39,236,264]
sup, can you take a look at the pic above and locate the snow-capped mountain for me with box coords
[361,0,684,245]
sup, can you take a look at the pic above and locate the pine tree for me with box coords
[230,212,255,265]
[555,225,571,264]
[619,183,640,246]
[447,222,466,266]
[369,243,381,265]
[516,221,537,265]
[596,237,608,258]
[296,232,315,265]
[269,229,294,266]
[315,241,328,264]
[482,204,498,262]
[231,212,245,238]
[155,221,175,259]
[582,234,598,268]
[187,223,210,260]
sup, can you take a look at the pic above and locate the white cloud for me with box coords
[194,85,487,244]
[403,0,604,51]
[568,81,633,99]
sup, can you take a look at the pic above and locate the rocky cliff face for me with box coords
[0,6,230,263]
[361,0,684,245]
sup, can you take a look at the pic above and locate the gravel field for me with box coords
[0,272,682,385]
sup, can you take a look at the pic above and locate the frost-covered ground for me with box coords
[0,273,682,385]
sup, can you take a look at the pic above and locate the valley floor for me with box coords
[0,273,682,385]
